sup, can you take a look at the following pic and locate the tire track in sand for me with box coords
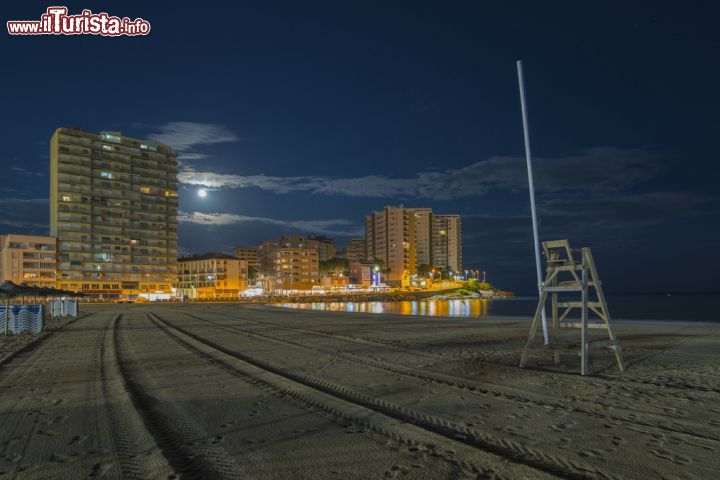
[187,311,720,444]
[150,311,606,480]
[99,314,177,479]
[113,313,244,479]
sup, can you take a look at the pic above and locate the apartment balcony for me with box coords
[58,152,92,165]
[91,188,123,199]
[58,174,91,185]
[58,163,91,177]
[58,223,91,233]
[58,213,91,223]
[58,182,92,195]
[58,204,91,214]
[58,133,92,147]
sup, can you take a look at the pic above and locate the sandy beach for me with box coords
[0,304,718,479]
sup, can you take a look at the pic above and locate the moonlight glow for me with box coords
[198,188,207,198]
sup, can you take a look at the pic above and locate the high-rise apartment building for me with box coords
[308,235,336,261]
[365,206,463,282]
[408,208,432,268]
[233,246,260,270]
[343,238,367,263]
[176,253,248,300]
[364,206,416,285]
[0,234,57,288]
[432,214,462,273]
[50,127,178,299]
[258,235,320,290]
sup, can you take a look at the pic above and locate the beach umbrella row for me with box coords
[1,281,83,336]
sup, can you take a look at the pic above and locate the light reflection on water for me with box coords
[280,294,720,322]
[280,299,490,317]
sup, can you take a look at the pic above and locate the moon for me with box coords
[198,188,208,198]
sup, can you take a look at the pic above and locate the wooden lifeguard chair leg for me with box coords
[585,249,625,374]
[580,252,590,376]
[519,289,548,368]
[552,289,560,364]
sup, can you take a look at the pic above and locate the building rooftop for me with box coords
[178,252,240,262]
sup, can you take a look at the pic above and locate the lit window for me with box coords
[140,143,158,152]
[100,171,113,179]
[140,187,151,194]
[61,195,71,202]
[100,133,121,143]
[439,230,446,235]
[102,144,113,151]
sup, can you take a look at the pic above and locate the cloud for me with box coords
[11,166,45,177]
[0,197,49,204]
[146,122,239,161]
[0,197,50,231]
[178,147,664,200]
[179,211,363,237]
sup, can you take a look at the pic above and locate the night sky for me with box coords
[2,1,719,293]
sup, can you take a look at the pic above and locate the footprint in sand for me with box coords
[650,448,692,465]
[579,448,608,459]
[41,415,68,426]
[67,435,88,446]
[549,421,576,432]
[503,426,528,439]
[89,462,112,478]
[2,453,22,463]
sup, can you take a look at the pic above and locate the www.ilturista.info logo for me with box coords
[7,6,151,36]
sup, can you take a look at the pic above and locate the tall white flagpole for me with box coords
[516,60,549,345]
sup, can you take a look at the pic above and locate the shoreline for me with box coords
[268,303,720,325]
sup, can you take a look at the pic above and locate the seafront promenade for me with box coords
[0,304,718,479]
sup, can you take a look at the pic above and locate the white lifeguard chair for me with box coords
[519,240,624,375]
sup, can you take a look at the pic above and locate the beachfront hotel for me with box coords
[49,127,178,299]
[175,252,248,300]
[0,234,57,288]
[408,207,433,267]
[258,235,320,291]
[364,206,463,285]
[365,205,417,286]
[432,214,462,274]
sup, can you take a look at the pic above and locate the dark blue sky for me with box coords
[2,1,719,293]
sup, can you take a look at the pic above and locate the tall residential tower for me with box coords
[365,205,416,286]
[432,214,462,274]
[50,127,178,299]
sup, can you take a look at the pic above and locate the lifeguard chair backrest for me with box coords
[542,239,577,266]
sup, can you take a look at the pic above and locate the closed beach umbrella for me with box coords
[0,281,23,336]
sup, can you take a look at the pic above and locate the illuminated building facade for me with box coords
[342,238,367,262]
[308,235,336,261]
[365,205,416,286]
[408,208,432,267]
[233,246,260,270]
[0,234,57,288]
[176,253,248,300]
[432,214,462,274]
[50,127,178,299]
